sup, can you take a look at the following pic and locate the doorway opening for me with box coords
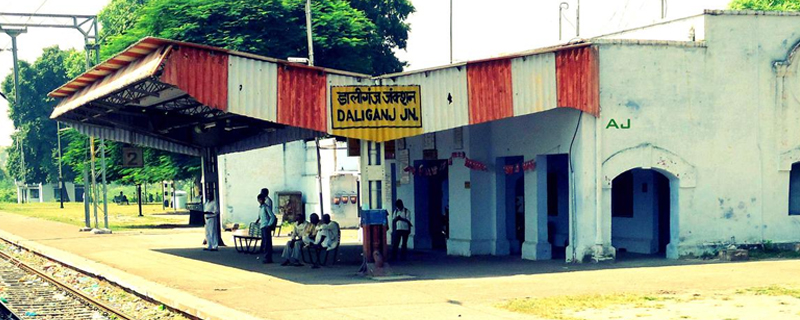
[499,156,525,255]
[413,160,449,250]
[545,154,570,260]
[611,168,671,258]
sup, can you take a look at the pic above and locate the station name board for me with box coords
[331,85,422,141]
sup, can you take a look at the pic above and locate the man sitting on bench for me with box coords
[280,212,308,266]
[307,214,340,268]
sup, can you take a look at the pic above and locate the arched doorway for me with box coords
[610,168,672,258]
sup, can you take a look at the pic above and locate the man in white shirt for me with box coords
[257,190,276,264]
[391,199,412,261]
[281,213,308,266]
[203,193,219,251]
[309,214,340,268]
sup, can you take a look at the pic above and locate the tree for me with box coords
[729,0,800,11]
[1,47,84,183]
[346,0,415,74]
[99,0,414,74]
[48,0,414,186]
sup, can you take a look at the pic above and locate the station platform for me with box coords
[1,210,800,320]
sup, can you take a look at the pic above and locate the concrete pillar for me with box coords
[568,114,612,262]
[447,156,473,256]
[494,159,511,255]
[522,155,552,260]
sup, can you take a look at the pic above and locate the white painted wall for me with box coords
[395,108,600,261]
[329,174,360,228]
[218,139,359,225]
[371,13,800,261]
[17,182,77,203]
[596,15,705,42]
[599,13,800,257]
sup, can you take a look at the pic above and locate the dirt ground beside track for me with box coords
[1,209,799,320]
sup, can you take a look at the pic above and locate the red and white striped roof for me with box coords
[50,37,598,146]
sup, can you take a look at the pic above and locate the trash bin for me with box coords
[174,191,188,209]
[187,202,204,226]
[361,209,388,263]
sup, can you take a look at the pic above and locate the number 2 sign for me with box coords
[122,147,144,168]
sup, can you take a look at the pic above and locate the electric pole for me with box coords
[305,0,314,66]
[3,27,27,203]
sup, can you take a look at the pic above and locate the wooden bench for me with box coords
[302,228,341,266]
[233,235,262,254]
[233,225,281,254]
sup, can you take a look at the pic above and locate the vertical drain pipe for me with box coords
[595,112,604,256]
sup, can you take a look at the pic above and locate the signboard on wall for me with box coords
[331,85,422,142]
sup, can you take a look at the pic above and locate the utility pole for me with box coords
[450,0,453,64]
[101,139,108,229]
[57,122,64,208]
[315,138,325,216]
[1,12,101,223]
[90,137,98,228]
[576,0,581,37]
[559,2,570,41]
[305,0,314,66]
[3,27,27,203]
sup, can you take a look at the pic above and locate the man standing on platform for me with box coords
[203,193,219,251]
[257,189,276,263]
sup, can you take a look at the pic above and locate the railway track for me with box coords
[0,248,135,320]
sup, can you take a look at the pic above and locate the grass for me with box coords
[0,202,195,231]
[500,285,800,320]
[749,249,800,260]
[498,293,671,320]
[740,286,800,299]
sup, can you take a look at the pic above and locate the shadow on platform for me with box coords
[152,240,724,286]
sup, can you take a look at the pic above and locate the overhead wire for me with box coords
[1,0,50,53]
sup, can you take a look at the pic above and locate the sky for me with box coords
[0,0,731,148]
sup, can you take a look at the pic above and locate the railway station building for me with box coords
[49,10,800,262]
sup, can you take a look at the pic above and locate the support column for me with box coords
[447,156,473,256]
[522,155,552,260]
[202,148,225,246]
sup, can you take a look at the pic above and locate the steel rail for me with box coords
[0,236,201,320]
[0,250,135,320]
[0,299,22,320]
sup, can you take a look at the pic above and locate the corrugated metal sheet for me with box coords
[511,53,557,116]
[385,67,469,134]
[51,48,170,119]
[326,74,369,133]
[161,46,229,112]
[218,127,324,155]
[277,64,328,133]
[227,55,278,123]
[556,46,600,116]
[50,37,167,98]
[71,122,200,156]
[467,59,514,125]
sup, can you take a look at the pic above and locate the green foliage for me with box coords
[60,129,199,185]
[729,0,800,11]
[99,0,414,74]
[98,0,149,42]
[1,47,84,184]
[0,156,15,202]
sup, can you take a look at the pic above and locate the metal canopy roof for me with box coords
[50,37,370,156]
[50,37,600,156]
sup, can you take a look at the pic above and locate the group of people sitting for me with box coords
[255,188,340,268]
[280,212,340,269]
[113,191,130,205]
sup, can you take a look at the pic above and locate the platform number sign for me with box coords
[121,147,144,168]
